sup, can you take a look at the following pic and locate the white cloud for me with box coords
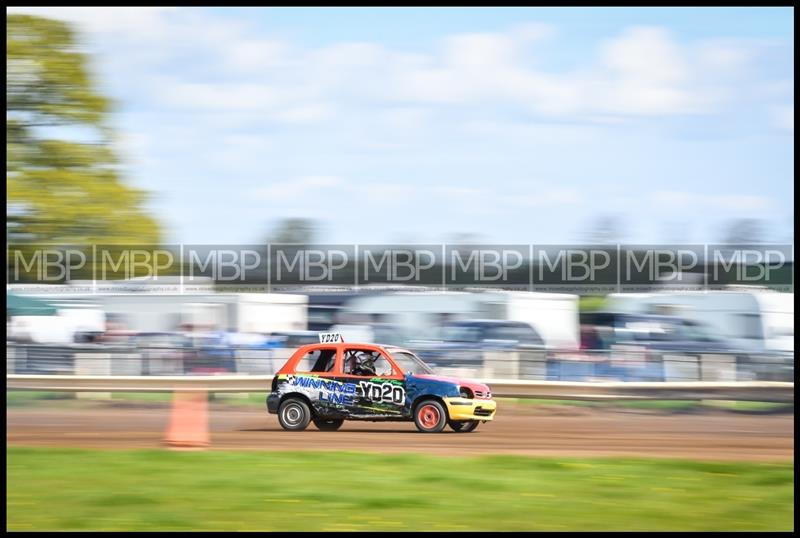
[433,186,485,198]
[359,183,414,204]
[10,8,774,127]
[383,24,735,118]
[252,175,343,199]
[225,39,288,72]
[158,81,283,111]
[274,103,335,124]
[251,177,580,215]
[716,195,773,211]
[602,26,688,84]
[652,190,772,212]
[501,188,582,207]
[696,39,756,76]
[7,7,176,37]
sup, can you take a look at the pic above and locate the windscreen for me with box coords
[390,351,435,375]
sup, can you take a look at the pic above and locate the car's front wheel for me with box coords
[449,419,479,433]
[278,398,311,431]
[413,399,448,433]
[313,418,344,431]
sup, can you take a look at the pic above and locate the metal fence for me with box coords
[6,342,794,382]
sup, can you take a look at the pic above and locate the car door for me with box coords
[340,345,407,418]
[282,346,347,417]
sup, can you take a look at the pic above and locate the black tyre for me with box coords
[448,419,479,433]
[278,398,311,431]
[413,399,448,433]
[313,418,344,431]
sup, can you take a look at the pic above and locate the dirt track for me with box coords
[6,400,794,461]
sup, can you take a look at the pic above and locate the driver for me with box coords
[353,351,377,376]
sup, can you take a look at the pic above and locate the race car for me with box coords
[266,333,496,433]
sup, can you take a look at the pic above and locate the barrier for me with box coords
[6,374,794,403]
[7,342,794,382]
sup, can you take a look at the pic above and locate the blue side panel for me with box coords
[404,374,460,414]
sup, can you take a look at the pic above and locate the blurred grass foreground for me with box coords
[7,447,793,531]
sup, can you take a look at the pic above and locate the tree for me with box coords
[267,218,318,245]
[721,218,765,244]
[583,216,623,244]
[7,15,161,246]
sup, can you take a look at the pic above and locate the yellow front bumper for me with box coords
[443,398,497,421]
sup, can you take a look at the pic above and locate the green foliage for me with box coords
[579,295,608,312]
[7,15,161,246]
[7,447,794,531]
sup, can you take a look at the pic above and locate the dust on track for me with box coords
[6,400,794,461]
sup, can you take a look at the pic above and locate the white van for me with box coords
[606,289,794,353]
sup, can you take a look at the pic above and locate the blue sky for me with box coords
[9,7,795,245]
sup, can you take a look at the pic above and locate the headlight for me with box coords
[459,387,473,399]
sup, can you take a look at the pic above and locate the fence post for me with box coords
[482,350,519,379]
[662,354,700,381]
[519,349,546,380]
[700,354,737,382]
[74,352,111,399]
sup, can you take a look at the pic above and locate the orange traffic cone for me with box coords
[165,391,210,449]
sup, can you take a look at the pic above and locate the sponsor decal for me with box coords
[286,374,356,405]
[283,375,407,407]
[357,380,406,405]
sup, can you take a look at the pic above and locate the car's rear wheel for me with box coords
[313,418,344,431]
[414,399,448,433]
[448,419,479,433]
[278,398,311,431]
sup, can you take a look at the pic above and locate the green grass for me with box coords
[6,391,76,407]
[110,392,266,406]
[6,391,266,407]
[6,447,793,531]
[701,400,793,412]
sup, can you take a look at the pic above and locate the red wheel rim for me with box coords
[418,404,440,429]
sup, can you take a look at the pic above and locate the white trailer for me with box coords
[484,291,580,350]
[339,290,580,349]
[7,300,106,344]
[340,291,487,343]
[606,288,794,353]
[6,291,308,336]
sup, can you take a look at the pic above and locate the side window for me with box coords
[342,348,394,377]
[295,348,337,373]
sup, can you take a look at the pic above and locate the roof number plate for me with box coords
[318,332,343,343]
